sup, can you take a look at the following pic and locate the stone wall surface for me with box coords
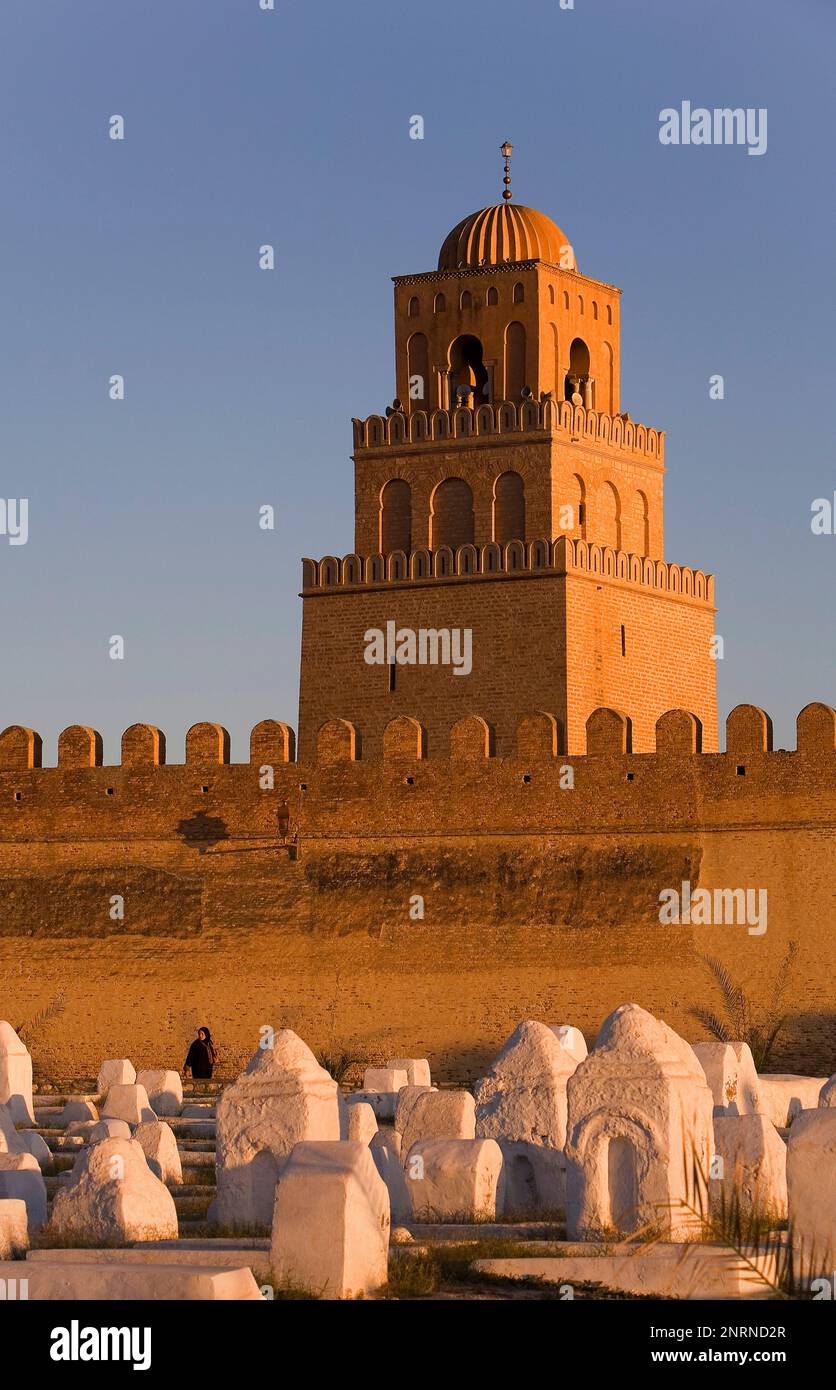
[0,714,833,1079]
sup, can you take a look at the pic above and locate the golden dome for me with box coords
[438,203,572,272]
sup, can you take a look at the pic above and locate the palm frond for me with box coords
[317,1049,367,1084]
[15,991,66,1043]
[687,1006,732,1042]
[698,955,747,1026]
[690,942,798,1070]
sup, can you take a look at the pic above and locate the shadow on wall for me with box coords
[302,843,703,935]
[175,812,230,854]
[773,1012,836,1075]
[0,869,203,938]
[367,1010,836,1086]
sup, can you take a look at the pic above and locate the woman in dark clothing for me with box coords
[183,1026,217,1080]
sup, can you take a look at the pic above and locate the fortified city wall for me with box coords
[0,703,833,1079]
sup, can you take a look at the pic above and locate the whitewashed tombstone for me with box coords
[101,1083,155,1126]
[758,1075,827,1128]
[18,1130,51,1171]
[0,1100,26,1155]
[547,1024,589,1062]
[386,1058,431,1087]
[72,1118,132,1144]
[565,1004,714,1241]
[399,1090,475,1157]
[692,1041,760,1116]
[97,1059,136,1094]
[496,1139,566,1217]
[0,1022,34,1124]
[475,1019,585,1150]
[58,1099,99,1129]
[370,1129,411,1224]
[394,1084,434,1140]
[50,1137,178,1244]
[271,1140,390,1298]
[406,1138,504,1221]
[345,1101,378,1145]
[214,1030,339,1228]
[787,1108,836,1280]
[0,1153,47,1231]
[136,1069,183,1118]
[819,1075,836,1107]
[359,1068,408,1121]
[134,1120,183,1184]
[711,1114,787,1222]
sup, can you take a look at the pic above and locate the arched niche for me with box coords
[379,478,412,555]
[430,477,475,550]
[504,321,526,402]
[407,332,429,409]
[493,471,526,545]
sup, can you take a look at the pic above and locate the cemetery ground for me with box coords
[1,1008,833,1313]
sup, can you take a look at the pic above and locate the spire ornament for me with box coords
[500,141,513,200]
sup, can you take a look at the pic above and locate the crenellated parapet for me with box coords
[1,705,832,773]
[0,720,295,771]
[302,536,714,605]
[310,704,834,763]
[352,398,664,463]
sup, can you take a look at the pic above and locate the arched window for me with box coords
[407,295,419,318]
[380,479,412,555]
[434,292,446,313]
[569,473,587,536]
[565,337,590,404]
[551,323,560,396]
[431,477,474,550]
[512,282,525,304]
[448,333,489,405]
[493,471,526,544]
[407,332,429,408]
[592,301,599,320]
[548,284,555,304]
[633,490,650,557]
[606,304,613,325]
[504,320,526,402]
[578,294,584,314]
[460,289,472,311]
[603,340,614,414]
[486,286,498,306]
[562,290,570,309]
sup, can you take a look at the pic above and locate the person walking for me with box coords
[183,1026,217,1080]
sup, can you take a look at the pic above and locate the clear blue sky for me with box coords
[0,0,832,762]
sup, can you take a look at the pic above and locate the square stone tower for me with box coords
[299,152,717,760]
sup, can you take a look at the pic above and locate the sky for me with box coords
[0,0,833,762]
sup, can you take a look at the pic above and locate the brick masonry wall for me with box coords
[354,432,666,558]
[298,573,569,761]
[393,263,622,414]
[0,737,833,1079]
[299,567,715,759]
[551,436,665,558]
[354,437,556,553]
[565,571,718,752]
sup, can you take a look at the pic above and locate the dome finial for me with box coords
[500,141,513,201]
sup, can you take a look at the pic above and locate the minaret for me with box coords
[298,150,718,760]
